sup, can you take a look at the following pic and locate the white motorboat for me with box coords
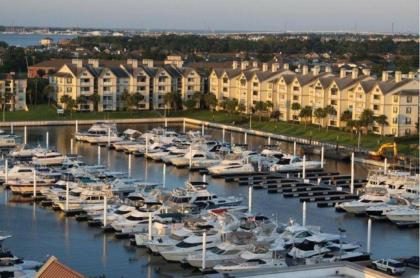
[186,232,256,268]
[365,197,411,219]
[159,232,221,262]
[213,258,287,274]
[384,202,419,226]
[0,165,34,184]
[75,121,121,144]
[338,188,390,215]
[0,135,16,149]
[270,155,322,172]
[208,160,254,176]
[171,150,215,168]
[32,151,66,166]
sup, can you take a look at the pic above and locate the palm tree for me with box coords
[60,95,71,110]
[375,114,389,137]
[340,110,353,130]
[314,107,327,130]
[324,105,337,131]
[43,85,54,106]
[266,101,273,112]
[226,99,238,114]
[121,91,130,111]
[291,102,301,122]
[203,93,218,111]
[254,101,267,121]
[183,99,196,111]
[299,106,313,127]
[89,92,100,112]
[132,93,145,110]
[75,96,88,111]
[237,102,246,120]
[66,98,76,117]
[164,92,179,112]
[359,109,375,134]
[192,91,202,109]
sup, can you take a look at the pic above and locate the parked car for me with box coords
[372,259,406,275]
[403,256,419,269]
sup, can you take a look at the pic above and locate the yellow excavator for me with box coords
[369,142,398,160]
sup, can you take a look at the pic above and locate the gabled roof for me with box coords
[225,68,241,79]
[163,65,182,78]
[35,256,84,278]
[394,89,419,96]
[318,76,335,88]
[108,66,129,78]
[282,74,296,85]
[378,79,413,94]
[359,79,377,92]
[296,74,319,86]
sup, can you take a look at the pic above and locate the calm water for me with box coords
[0,33,75,47]
[0,123,418,277]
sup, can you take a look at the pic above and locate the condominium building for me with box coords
[210,61,419,137]
[52,58,201,111]
[0,73,27,111]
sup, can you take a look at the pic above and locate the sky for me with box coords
[1,0,419,33]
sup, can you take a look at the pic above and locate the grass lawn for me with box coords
[2,105,418,157]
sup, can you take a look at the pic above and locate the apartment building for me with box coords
[52,58,201,111]
[210,61,419,137]
[0,73,27,111]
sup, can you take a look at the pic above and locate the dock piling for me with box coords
[201,123,204,136]
[302,201,307,226]
[321,146,324,168]
[103,196,107,227]
[182,119,186,133]
[367,218,372,253]
[10,123,13,134]
[248,186,253,213]
[189,145,192,168]
[350,152,355,194]
[70,139,74,154]
[32,169,37,198]
[293,141,297,156]
[202,174,206,183]
[302,155,306,179]
[384,158,388,174]
[107,128,111,147]
[244,132,247,145]
[163,164,166,188]
[4,159,8,185]
[268,136,271,145]
[97,145,101,165]
[128,154,132,178]
[46,131,49,149]
[148,212,152,241]
[24,126,27,145]
[65,182,69,211]
[222,128,225,143]
[202,232,207,271]
[75,120,79,133]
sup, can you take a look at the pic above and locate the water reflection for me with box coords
[0,123,417,277]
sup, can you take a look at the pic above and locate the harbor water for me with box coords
[0,123,418,277]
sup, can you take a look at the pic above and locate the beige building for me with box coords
[210,62,419,137]
[0,73,27,111]
[52,58,201,111]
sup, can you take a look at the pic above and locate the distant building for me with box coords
[35,256,84,278]
[0,72,27,111]
[39,37,54,47]
[51,58,202,111]
[209,61,419,137]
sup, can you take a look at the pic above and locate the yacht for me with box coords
[365,197,411,219]
[32,151,66,166]
[111,129,142,150]
[171,150,215,168]
[270,155,322,172]
[338,188,390,215]
[0,165,34,184]
[159,232,222,262]
[208,160,255,176]
[186,232,256,268]
[384,202,420,226]
[0,135,17,149]
[213,258,287,274]
[75,122,121,143]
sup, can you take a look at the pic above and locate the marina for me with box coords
[0,122,418,277]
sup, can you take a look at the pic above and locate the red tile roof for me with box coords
[35,256,84,278]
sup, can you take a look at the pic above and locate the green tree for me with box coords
[60,95,71,109]
[225,99,238,115]
[42,84,54,106]
[254,101,268,121]
[163,92,181,112]
[89,92,100,112]
[183,99,196,111]
[75,95,88,110]
[324,105,337,131]
[192,91,202,109]
[299,106,313,127]
[314,107,327,130]
[340,110,353,130]
[359,108,375,134]
[375,114,389,137]
[291,102,301,121]
[203,93,218,111]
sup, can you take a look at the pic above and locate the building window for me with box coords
[293,96,299,101]
[223,77,228,83]
[392,118,397,124]
[66,78,72,84]
[253,82,258,87]
[406,96,412,103]
[66,87,72,93]
[138,76,146,82]
[330,88,337,95]
[158,86,165,91]
[137,86,146,91]
[373,94,380,100]
[293,86,299,91]
[253,91,258,96]
[158,76,166,82]
[240,79,246,86]
[406,107,411,114]
[373,104,379,110]
[82,78,90,83]
[223,87,228,92]
[330,100,337,105]
[187,86,194,91]
[405,129,411,135]
[406,118,411,124]
[393,107,398,113]
[393,95,398,103]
